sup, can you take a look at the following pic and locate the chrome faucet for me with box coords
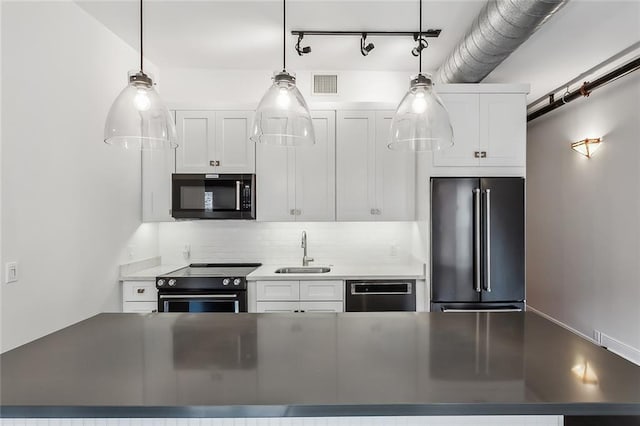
[301,231,314,266]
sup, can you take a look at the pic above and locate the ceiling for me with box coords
[76,0,487,73]
[77,0,640,102]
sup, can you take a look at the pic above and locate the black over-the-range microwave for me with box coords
[171,174,256,220]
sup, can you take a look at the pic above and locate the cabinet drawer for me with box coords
[256,281,300,301]
[123,281,157,302]
[123,301,157,313]
[256,301,300,313]
[299,301,344,313]
[300,280,344,301]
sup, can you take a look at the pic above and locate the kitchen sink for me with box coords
[275,266,331,274]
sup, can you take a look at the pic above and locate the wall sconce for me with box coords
[571,137,602,158]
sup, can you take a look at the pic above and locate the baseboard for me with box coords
[527,305,640,366]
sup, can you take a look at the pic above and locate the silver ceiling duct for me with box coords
[435,0,569,84]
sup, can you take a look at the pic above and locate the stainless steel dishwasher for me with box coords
[345,280,416,312]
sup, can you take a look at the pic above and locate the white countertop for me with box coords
[120,264,186,281]
[247,263,426,281]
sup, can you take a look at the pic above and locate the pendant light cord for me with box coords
[140,0,144,73]
[419,0,422,73]
[282,0,286,71]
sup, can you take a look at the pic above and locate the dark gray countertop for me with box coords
[1,312,639,418]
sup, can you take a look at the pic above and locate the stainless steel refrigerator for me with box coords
[430,177,525,312]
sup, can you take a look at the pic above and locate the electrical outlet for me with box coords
[5,262,18,284]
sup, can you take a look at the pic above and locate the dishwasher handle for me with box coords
[350,282,413,295]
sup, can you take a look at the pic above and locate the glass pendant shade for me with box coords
[251,71,315,147]
[104,71,177,150]
[388,73,454,152]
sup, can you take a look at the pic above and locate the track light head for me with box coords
[411,36,429,57]
[295,33,312,56]
[360,33,375,56]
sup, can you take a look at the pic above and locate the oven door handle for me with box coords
[159,294,239,299]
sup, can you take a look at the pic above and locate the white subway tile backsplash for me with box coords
[159,222,425,266]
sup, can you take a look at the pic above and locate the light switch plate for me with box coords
[5,262,18,283]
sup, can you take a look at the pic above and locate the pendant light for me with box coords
[388,0,453,152]
[104,0,176,150]
[251,0,315,147]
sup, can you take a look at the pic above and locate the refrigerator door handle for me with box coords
[473,188,481,293]
[484,188,491,292]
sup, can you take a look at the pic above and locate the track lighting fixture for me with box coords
[295,33,311,56]
[411,36,429,57]
[360,33,375,56]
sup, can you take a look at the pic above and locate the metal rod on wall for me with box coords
[527,57,640,122]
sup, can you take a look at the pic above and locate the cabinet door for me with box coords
[214,111,255,173]
[256,301,300,313]
[479,94,526,167]
[142,146,175,222]
[175,111,216,173]
[375,111,415,221]
[299,301,344,313]
[256,140,295,221]
[336,111,376,221]
[256,281,300,301]
[432,93,480,167]
[295,111,336,221]
[300,280,344,301]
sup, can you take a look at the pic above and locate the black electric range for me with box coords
[155,263,261,313]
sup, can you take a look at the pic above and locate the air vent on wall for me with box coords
[312,73,338,95]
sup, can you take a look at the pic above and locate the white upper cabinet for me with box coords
[175,110,255,174]
[256,111,336,222]
[375,111,415,221]
[432,93,480,167]
[142,148,175,222]
[479,94,526,167]
[432,90,527,173]
[336,111,415,221]
[336,111,376,221]
[296,111,336,221]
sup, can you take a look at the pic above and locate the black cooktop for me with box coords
[159,263,262,279]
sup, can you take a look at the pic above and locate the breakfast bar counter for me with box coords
[1,312,639,418]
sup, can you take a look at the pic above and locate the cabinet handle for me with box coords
[296,209,302,216]
[376,209,381,215]
[480,151,487,158]
[290,209,296,216]
[209,160,220,167]
[370,209,376,215]
[136,288,145,294]
[474,151,480,158]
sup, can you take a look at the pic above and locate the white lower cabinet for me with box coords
[254,280,344,313]
[122,280,157,313]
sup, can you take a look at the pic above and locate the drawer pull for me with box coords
[136,288,145,294]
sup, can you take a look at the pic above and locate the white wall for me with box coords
[161,68,415,109]
[1,1,160,352]
[159,221,424,266]
[526,72,640,356]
